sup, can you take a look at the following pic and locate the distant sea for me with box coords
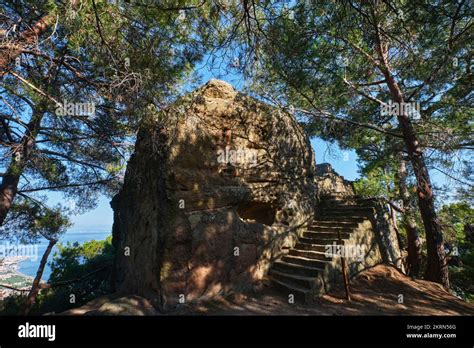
[17,230,111,281]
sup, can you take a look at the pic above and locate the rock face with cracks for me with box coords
[315,163,354,197]
[111,80,317,310]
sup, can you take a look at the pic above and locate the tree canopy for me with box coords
[0,0,472,302]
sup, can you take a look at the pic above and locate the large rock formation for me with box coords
[111,80,317,310]
[315,163,354,197]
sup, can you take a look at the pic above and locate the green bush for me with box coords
[0,294,27,315]
[39,236,115,314]
[450,241,474,303]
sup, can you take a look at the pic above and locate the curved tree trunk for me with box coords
[375,28,449,288]
[0,13,56,225]
[22,238,57,315]
[392,103,448,287]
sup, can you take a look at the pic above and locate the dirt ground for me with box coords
[62,264,474,316]
[169,264,474,316]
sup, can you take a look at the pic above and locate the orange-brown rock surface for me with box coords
[111,80,317,310]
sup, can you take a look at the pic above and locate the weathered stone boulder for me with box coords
[111,80,317,310]
[315,163,354,197]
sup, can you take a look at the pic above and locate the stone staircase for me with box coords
[269,193,378,302]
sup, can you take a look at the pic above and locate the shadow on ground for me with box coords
[61,264,474,316]
[169,264,474,316]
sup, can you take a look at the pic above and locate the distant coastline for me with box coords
[0,230,110,300]
[0,256,33,299]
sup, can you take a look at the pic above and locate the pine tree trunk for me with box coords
[0,173,21,225]
[0,107,44,226]
[395,112,448,287]
[397,158,422,277]
[375,35,449,288]
[22,238,56,315]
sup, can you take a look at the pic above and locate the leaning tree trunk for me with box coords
[0,107,44,225]
[375,33,449,288]
[393,100,448,287]
[397,157,422,277]
[22,238,57,315]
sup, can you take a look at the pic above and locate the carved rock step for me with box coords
[270,194,378,303]
[319,194,363,201]
[320,211,373,218]
[303,231,351,239]
[320,193,361,198]
[288,249,330,260]
[322,206,375,213]
[295,236,346,243]
[294,242,328,252]
[322,204,373,211]
[272,260,324,277]
[308,226,354,232]
[282,255,329,268]
[321,202,377,210]
[269,269,316,289]
[313,216,367,223]
[320,197,377,204]
[311,221,361,228]
[322,205,372,211]
[298,237,346,245]
[270,275,310,303]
